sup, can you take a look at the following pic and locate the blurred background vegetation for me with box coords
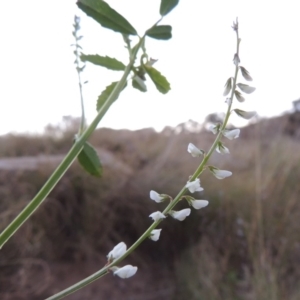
[0,112,300,300]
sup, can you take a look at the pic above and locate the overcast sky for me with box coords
[0,0,299,135]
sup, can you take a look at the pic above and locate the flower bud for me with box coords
[223,77,232,96]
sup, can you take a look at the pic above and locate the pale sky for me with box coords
[0,0,299,135]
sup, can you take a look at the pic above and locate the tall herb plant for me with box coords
[0,0,256,299]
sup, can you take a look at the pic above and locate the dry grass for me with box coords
[0,115,300,299]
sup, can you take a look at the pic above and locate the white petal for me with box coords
[213,169,232,180]
[234,109,256,120]
[107,242,127,261]
[149,190,164,203]
[150,229,162,241]
[237,83,256,94]
[223,129,240,140]
[149,211,166,221]
[216,143,230,154]
[170,208,191,221]
[186,179,204,193]
[187,143,203,157]
[191,200,209,210]
[208,124,218,134]
[113,265,138,279]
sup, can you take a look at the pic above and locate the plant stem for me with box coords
[46,28,241,300]
[0,38,144,249]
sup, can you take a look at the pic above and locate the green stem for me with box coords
[46,28,242,300]
[0,38,144,249]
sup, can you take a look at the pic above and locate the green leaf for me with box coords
[160,0,179,16]
[144,65,170,94]
[146,25,172,40]
[132,76,147,92]
[78,142,102,177]
[81,54,125,71]
[77,0,137,35]
[96,81,127,111]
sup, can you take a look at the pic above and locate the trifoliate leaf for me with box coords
[144,65,170,94]
[81,54,125,71]
[97,81,126,111]
[132,76,147,92]
[160,0,180,16]
[237,83,256,94]
[77,0,137,35]
[146,25,172,40]
[234,90,245,102]
[223,77,232,96]
[78,142,102,177]
[239,66,253,81]
[233,109,256,120]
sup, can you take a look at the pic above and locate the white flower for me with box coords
[169,208,191,221]
[210,168,232,180]
[233,109,256,120]
[186,178,204,193]
[237,83,256,94]
[113,265,138,279]
[149,211,166,221]
[187,143,204,157]
[150,190,165,203]
[222,129,240,140]
[107,242,127,261]
[216,142,230,154]
[208,124,218,134]
[150,229,162,241]
[191,200,209,210]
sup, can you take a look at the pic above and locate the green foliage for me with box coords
[144,65,171,94]
[77,0,137,35]
[78,142,102,177]
[160,0,179,16]
[81,54,125,71]
[96,81,126,111]
[146,25,172,40]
